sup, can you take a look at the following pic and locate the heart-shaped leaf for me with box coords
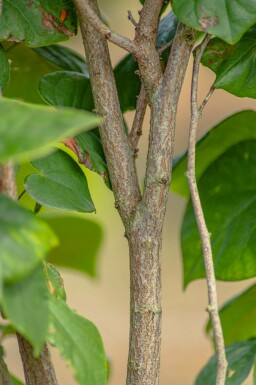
[172,0,256,44]
[2,265,49,356]
[48,296,108,385]
[0,0,77,47]
[0,44,10,92]
[172,111,256,197]
[44,215,103,277]
[0,195,57,284]
[195,340,256,385]
[25,150,95,213]
[0,98,100,163]
[206,284,256,346]
[181,140,256,287]
[201,26,256,98]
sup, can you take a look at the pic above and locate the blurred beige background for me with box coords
[5,1,255,384]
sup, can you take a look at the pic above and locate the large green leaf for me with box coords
[2,265,49,356]
[172,111,256,197]
[206,284,256,346]
[25,150,95,213]
[0,98,100,163]
[34,45,89,74]
[44,215,103,277]
[0,195,57,284]
[181,140,256,287]
[201,26,256,98]
[0,44,10,92]
[114,11,178,112]
[39,71,94,111]
[195,340,256,385]
[0,0,77,47]
[48,296,108,385]
[172,0,256,44]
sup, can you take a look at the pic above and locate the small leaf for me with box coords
[0,0,77,47]
[34,45,89,74]
[10,375,25,385]
[206,284,256,346]
[0,98,100,163]
[39,71,94,111]
[172,111,256,197]
[44,262,66,301]
[201,26,256,98]
[0,44,10,92]
[44,215,103,277]
[181,140,256,287]
[195,340,256,385]
[0,195,57,284]
[2,265,49,356]
[48,296,108,385]
[172,0,256,44]
[25,150,95,213]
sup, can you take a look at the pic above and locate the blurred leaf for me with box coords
[0,195,57,285]
[2,265,49,356]
[206,284,256,345]
[172,0,256,44]
[34,45,89,74]
[0,44,10,92]
[195,340,256,385]
[0,323,16,339]
[48,296,108,385]
[44,262,66,301]
[0,0,77,47]
[39,71,94,111]
[181,140,256,287]
[0,98,100,163]
[202,26,256,98]
[25,150,95,213]
[114,11,178,112]
[44,215,103,277]
[172,111,256,197]
[10,375,24,385]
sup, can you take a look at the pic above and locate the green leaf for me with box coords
[2,265,49,356]
[172,0,256,44]
[0,44,10,92]
[44,262,66,301]
[181,140,256,287]
[39,71,94,111]
[114,11,178,112]
[206,284,256,346]
[0,0,77,47]
[48,296,108,385]
[172,111,256,197]
[44,215,103,277]
[201,26,256,98]
[25,150,95,213]
[10,375,25,385]
[34,45,89,74]
[0,195,57,284]
[0,98,100,163]
[195,340,256,385]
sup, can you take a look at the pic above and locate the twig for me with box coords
[158,39,173,54]
[127,10,138,28]
[185,34,227,385]
[129,85,147,150]
[0,165,58,385]
[73,0,136,53]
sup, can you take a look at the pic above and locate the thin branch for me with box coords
[199,85,215,115]
[74,0,141,225]
[129,85,147,150]
[127,10,138,28]
[74,0,136,53]
[158,39,173,54]
[185,35,227,385]
[0,165,58,385]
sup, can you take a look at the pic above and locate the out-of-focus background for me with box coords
[5,1,255,384]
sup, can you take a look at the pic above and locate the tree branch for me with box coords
[129,85,148,150]
[0,354,13,385]
[185,35,227,385]
[0,165,58,385]
[74,0,136,53]
[74,0,141,224]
